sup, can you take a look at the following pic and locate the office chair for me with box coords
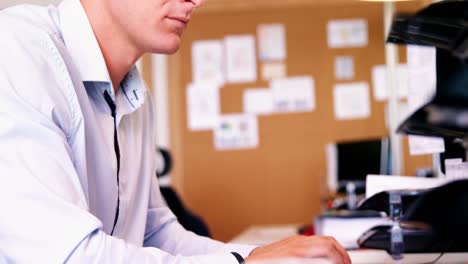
[156,148,211,237]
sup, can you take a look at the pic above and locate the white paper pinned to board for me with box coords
[371,64,409,101]
[333,82,370,120]
[191,40,225,85]
[225,35,257,83]
[408,135,445,156]
[261,62,286,80]
[327,19,368,48]
[257,23,287,61]
[271,76,315,113]
[445,159,468,180]
[186,82,220,131]
[335,56,354,80]
[214,114,259,151]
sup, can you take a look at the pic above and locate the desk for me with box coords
[231,224,468,264]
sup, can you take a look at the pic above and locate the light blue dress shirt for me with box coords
[0,0,255,263]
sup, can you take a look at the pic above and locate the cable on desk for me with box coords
[421,239,453,264]
[423,252,444,264]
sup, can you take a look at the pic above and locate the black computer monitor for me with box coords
[335,137,390,194]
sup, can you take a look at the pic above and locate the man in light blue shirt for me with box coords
[0,0,350,263]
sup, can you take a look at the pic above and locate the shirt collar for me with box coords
[118,66,147,113]
[58,0,147,112]
[58,0,111,84]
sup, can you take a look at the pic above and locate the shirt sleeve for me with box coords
[67,229,249,264]
[143,175,258,258]
[0,21,102,262]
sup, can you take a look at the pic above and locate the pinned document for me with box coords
[327,19,368,48]
[271,76,315,113]
[261,62,286,80]
[186,82,220,131]
[371,64,409,101]
[445,159,468,180]
[408,135,445,156]
[335,56,354,80]
[225,35,257,83]
[214,114,259,151]
[333,82,370,120]
[257,23,287,61]
[191,40,225,84]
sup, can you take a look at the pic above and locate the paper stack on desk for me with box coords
[315,211,392,249]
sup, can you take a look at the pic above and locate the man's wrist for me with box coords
[231,252,245,264]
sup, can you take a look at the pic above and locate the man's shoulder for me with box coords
[0,5,79,131]
[0,4,67,75]
[0,4,61,50]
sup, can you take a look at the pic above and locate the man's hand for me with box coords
[244,235,351,264]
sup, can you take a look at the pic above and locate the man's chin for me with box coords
[164,45,180,54]
[150,39,181,55]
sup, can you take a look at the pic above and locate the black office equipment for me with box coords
[335,138,390,194]
[387,0,468,57]
[358,0,468,256]
[387,1,468,139]
[395,49,468,138]
[358,189,426,218]
[358,180,468,253]
[358,223,438,254]
[403,179,468,252]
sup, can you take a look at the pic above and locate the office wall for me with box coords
[164,1,432,241]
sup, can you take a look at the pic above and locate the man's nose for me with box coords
[190,0,204,8]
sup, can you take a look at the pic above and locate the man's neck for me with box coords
[81,0,142,93]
